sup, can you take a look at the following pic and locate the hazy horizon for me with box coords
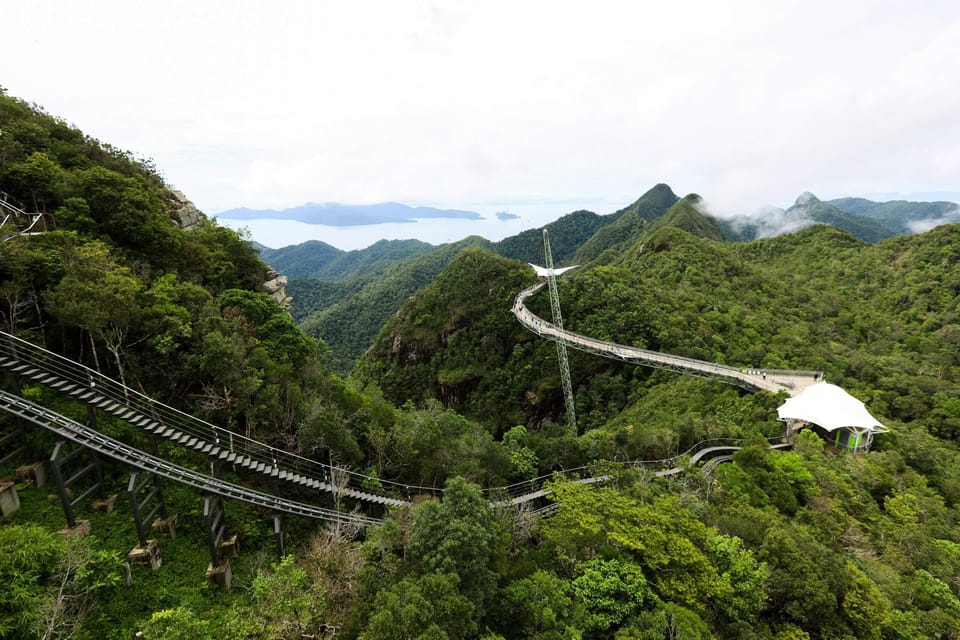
[219,187,960,251]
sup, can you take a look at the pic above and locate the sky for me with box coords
[4,1,960,249]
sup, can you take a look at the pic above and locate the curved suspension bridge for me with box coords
[0,267,809,577]
[513,280,822,397]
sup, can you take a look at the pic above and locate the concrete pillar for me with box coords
[127,539,162,570]
[16,461,46,488]
[218,533,240,558]
[0,481,20,517]
[59,519,91,537]
[152,514,178,539]
[205,560,232,589]
[92,494,118,513]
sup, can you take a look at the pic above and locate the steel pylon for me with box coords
[543,229,576,432]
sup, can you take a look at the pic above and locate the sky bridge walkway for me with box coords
[512,280,822,396]
[0,389,382,526]
[0,331,422,507]
[0,326,794,532]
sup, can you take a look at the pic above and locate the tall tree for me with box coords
[45,240,142,386]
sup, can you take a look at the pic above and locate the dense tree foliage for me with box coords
[299,237,491,373]
[261,238,435,281]
[492,210,607,265]
[828,196,960,235]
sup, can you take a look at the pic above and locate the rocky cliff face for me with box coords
[165,190,204,230]
[264,268,292,310]
[164,190,292,309]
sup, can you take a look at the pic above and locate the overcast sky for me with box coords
[4,1,959,236]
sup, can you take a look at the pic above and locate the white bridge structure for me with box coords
[513,277,823,397]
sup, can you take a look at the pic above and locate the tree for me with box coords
[502,425,540,481]
[0,524,121,640]
[361,573,476,640]
[225,555,329,638]
[407,477,500,618]
[572,558,651,635]
[3,151,65,211]
[45,240,143,385]
[0,237,58,333]
[499,570,582,640]
[141,608,216,640]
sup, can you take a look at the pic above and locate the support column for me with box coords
[49,440,103,533]
[0,420,26,467]
[203,493,233,589]
[273,512,285,560]
[0,481,20,517]
[0,354,27,466]
[273,476,285,561]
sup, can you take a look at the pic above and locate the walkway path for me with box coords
[0,270,809,525]
[513,281,821,397]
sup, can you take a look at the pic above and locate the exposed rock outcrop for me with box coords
[165,190,204,230]
[264,268,292,310]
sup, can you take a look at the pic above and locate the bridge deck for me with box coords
[513,281,821,396]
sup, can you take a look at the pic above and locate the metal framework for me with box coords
[203,493,228,567]
[0,416,26,467]
[128,469,169,547]
[50,439,104,528]
[512,282,822,395]
[543,229,577,432]
[0,196,51,239]
[0,330,418,506]
[0,390,383,525]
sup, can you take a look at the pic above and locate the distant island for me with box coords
[216,202,483,226]
[495,211,519,220]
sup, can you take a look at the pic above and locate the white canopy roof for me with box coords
[777,381,887,432]
[529,264,579,278]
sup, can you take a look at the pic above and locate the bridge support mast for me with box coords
[543,230,576,432]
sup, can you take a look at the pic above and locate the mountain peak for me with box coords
[794,192,820,207]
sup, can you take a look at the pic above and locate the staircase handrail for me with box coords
[0,331,442,500]
[488,435,784,501]
[0,390,382,525]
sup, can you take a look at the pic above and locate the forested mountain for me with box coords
[828,196,960,234]
[356,199,959,444]
[643,193,723,242]
[277,185,680,373]
[718,192,959,243]
[5,88,960,640]
[281,213,607,373]
[490,209,606,264]
[572,183,679,263]
[260,238,435,280]
[288,208,618,373]
[298,236,493,372]
[349,200,960,637]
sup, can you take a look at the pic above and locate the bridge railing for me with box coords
[0,197,27,217]
[0,331,442,501]
[513,280,822,388]
[0,390,383,525]
[485,435,788,501]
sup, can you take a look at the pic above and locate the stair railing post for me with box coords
[50,440,76,528]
